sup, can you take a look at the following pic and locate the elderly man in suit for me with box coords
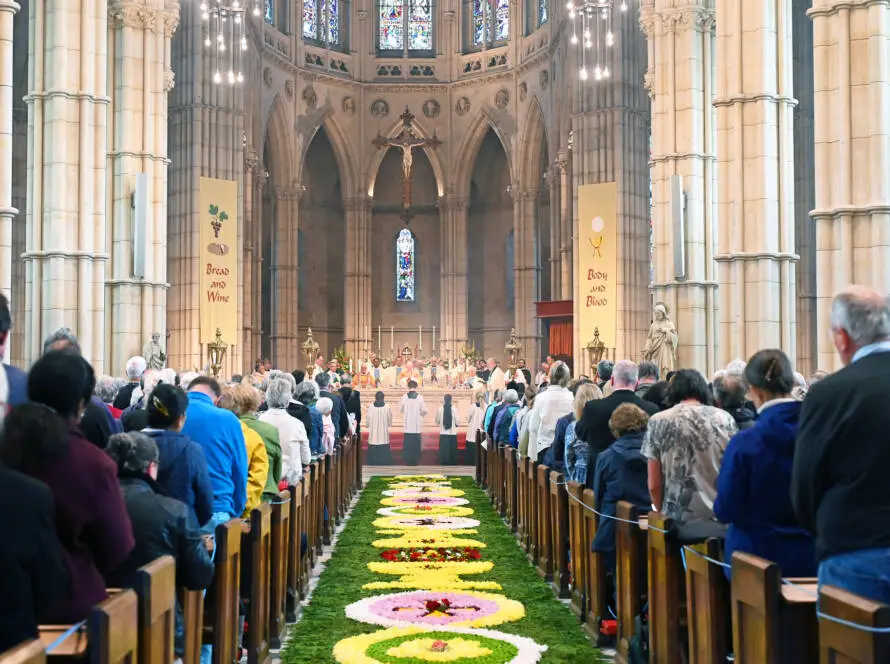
[575,359,660,489]
[793,286,890,604]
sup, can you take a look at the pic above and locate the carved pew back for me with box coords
[133,556,176,664]
[819,585,890,664]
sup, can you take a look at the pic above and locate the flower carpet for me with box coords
[282,475,603,663]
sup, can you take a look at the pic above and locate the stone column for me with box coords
[570,7,651,371]
[0,0,18,311]
[715,0,797,365]
[167,1,243,374]
[242,148,259,367]
[514,188,540,361]
[270,187,300,369]
[344,196,371,360]
[439,195,469,360]
[252,169,268,367]
[24,0,110,368]
[558,150,572,301]
[641,0,718,376]
[106,0,179,375]
[810,0,890,372]
[548,155,563,301]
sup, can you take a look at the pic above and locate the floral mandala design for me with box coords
[345,590,525,628]
[373,515,481,531]
[381,496,469,507]
[377,505,475,518]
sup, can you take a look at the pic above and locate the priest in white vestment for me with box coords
[486,358,506,400]
[366,390,393,465]
[400,380,428,466]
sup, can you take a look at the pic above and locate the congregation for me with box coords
[2,283,890,662]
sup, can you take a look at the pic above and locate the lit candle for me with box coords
[419,325,422,351]
[349,359,353,373]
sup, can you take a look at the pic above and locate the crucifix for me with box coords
[372,106,442,223]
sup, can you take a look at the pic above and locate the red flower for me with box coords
[425,600,440,612]
[430,640,448,652]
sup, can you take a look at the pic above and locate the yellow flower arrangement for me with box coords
[363,579,503,591]
[371,532,486,549]
[382,488,466,498]
[376,505,475,518]
[385,637,491,660]
[379,496,470,507]
[372,515,481,531]
[388,475,449,481]
[365,560,498,591]
[368,560,493,577]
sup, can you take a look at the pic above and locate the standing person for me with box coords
[233,384,282,501]
[643,369,736,523]
[115,356,147,410]
[400,381,428,466]
[793,287,890,603]
[316,373,348,442]
[529,362,575,462]
[595,360,614,391]
[141,383,215,527]
[565,382,604,484]
[180,376,249,535]
[464,392,485,464]
[316,397,337,455]
[366,391,393,465]
[713,373,757,431]
[517,358,532,385]
[339,374,362,437]
[219,387,269,516]
[259,377,309,484]
[635,361,659,399]
[714,349,815,578]
[17,356,136,622]
[435,394,461,465]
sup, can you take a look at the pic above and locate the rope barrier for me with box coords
[46,621,87,653]
[564,485,669,533]
[680,544,731,571]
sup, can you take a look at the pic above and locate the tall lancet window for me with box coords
[396,228,416,302]
[378,0,434,55]
[265,0,274,24]
[303,0,346,48]
[468,0,509,49]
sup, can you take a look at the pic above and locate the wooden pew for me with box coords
[242,504,272,664]
[526,458,539,560]
[516,453,527,545]
[647,512,683,664]
[311,461,323,557]
[615,502,647,664]
[731,552,818,664]
[203,519,242,664]
[549,470,570,598]
[487,440,498,507]
[40,592,139,664]
[269,490,291,647]
[582,488,608,644]
[504,447,517,531]
[497,445,508,519]
[0,641,45,664]
[567,481,587,618]
[180,590,204,664]
[684,539,730,664]
[133,556,175,664]
[301,475,312,591]
[535,464,553,580]
[819,585,890,663]
[285,482,304,622]
[475,431,483,484]
[354,431,363,491]
[323,454,334,544]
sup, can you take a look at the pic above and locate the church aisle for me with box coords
[282,475,604,663]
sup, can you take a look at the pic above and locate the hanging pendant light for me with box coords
[201,0,260,84]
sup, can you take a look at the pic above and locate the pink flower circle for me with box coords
[358,591,502,627]
[390,496,467,506]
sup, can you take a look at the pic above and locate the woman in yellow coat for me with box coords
[219,386,269,516]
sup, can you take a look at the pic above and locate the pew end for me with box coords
[684,539,730,664]
[647,512,684,664]
[133,556,176,664]
[202,519,242,664]
[615,502,647,664]
[270,490,292,647]
[819,585,890,664]
[180,590,204,664]
[88,589,140,664]
[0,642,45,664]
[243,504,272,664]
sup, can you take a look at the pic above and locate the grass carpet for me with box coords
[281,476,605,663]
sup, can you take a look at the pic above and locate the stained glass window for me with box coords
[378,0,434,53]
[303,0,344,46]
[265,0,274,24]
[538,0,547,26]
[470,0,508,48]
[396,228,416,302]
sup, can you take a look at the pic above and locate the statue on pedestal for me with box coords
[642,303,678,378]
[143,332,166,371]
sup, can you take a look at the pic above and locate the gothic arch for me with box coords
[518,96,547,193]
[366,114,446,198]
[261,94,295,189]
[453,108,514,199]
[297,111,358,199]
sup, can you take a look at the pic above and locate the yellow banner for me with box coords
[198,177,239,345]
[577,182,618,353]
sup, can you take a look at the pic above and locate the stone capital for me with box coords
[108,1,180,35]
[245,149,260,172]
[342,196,369,211]
[275,186,303,202]
[437,195,469,212]
[0,0,21,15]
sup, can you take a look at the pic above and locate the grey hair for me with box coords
[266,376,294,409]
[725,359,747,377]
[316,396,333,415]
[270,370,297,392]
[502,389,520,404]
[596,359,614,381]
[340,374,352,386]
[611,360,639,388]
[107,432,158,474]
[549,361,571,387]
[125,356,147,380]
[638,361,659,381]
[315,372,331,389]
[294,380,319,404]
[179,371,199,391]
[713,373,747,410]
[94,375,119,404]
[830,287,890,346]
[43,327,81,356]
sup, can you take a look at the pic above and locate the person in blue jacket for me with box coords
[0,293,27,408]
[714,349,816,578]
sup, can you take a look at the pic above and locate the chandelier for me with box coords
[566,0,629,82]
[200,0,260,84]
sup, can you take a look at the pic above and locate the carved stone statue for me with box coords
[642,303,678,377]
[143,332,166,371]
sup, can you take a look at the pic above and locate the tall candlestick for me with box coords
[432,325,436,351]
[378,325,382,351]
[419,325,422,351]
[391,326,394,353]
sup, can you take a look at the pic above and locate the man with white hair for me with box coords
[575,359,660,488]
[486,357,506,400]
[114,356,147,410]
[793,286,890,605]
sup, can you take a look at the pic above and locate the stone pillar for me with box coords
[570,7,651,372]
[558,150,572,301]
[252,168,268,368]
[167,1,243,374]
[514,188,540,361]
[0,0,18,312]
[810,0,890,372]
[439,195,469,360]
[715,0,797,366]
[106,0,179,375]
[270,187,300,369]
[548,155,563,301]
[344,196,371,361]
[24,0,110,368]
[242,148,259,368]
[641,0,718,376]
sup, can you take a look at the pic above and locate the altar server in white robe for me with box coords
[399,381,428,466]
[464,392,485,465]
[486,358,507,400]
[435,394,461,465]
[366,391,393,465]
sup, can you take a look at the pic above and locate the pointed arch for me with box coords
[453,108,513,198]
[296,111,358,199]
[261,94,295,189]
[518,96,548,192]
[366,115,446,198]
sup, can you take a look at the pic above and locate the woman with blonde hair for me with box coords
[565,382,603,484]
[219,386,269,515]
[226,383,282,502]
